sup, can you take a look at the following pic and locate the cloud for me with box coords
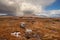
[36,10,60,18]
[24,0,56,6]
[50,10,60,14]
[48,10,60,17]
[0,0,56,16]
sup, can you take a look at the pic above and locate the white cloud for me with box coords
[50,10,60,14]
[0,0,56,17]
[48,10,60,17]
[24,0,56,6]
[0,13,7,15]
[35,10,60,17]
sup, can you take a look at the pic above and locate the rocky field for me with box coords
[0,16,60,40]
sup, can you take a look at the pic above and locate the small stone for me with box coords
[20,22,26,28]
[25,29,32,33]
[11,31,21,37]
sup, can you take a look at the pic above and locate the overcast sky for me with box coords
[0,0,60,17]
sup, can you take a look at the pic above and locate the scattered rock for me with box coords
[11,31,21,37]
[25,29,32,33]
[20,22,26,28]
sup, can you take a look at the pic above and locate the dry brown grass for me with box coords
[0,16,60,40]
